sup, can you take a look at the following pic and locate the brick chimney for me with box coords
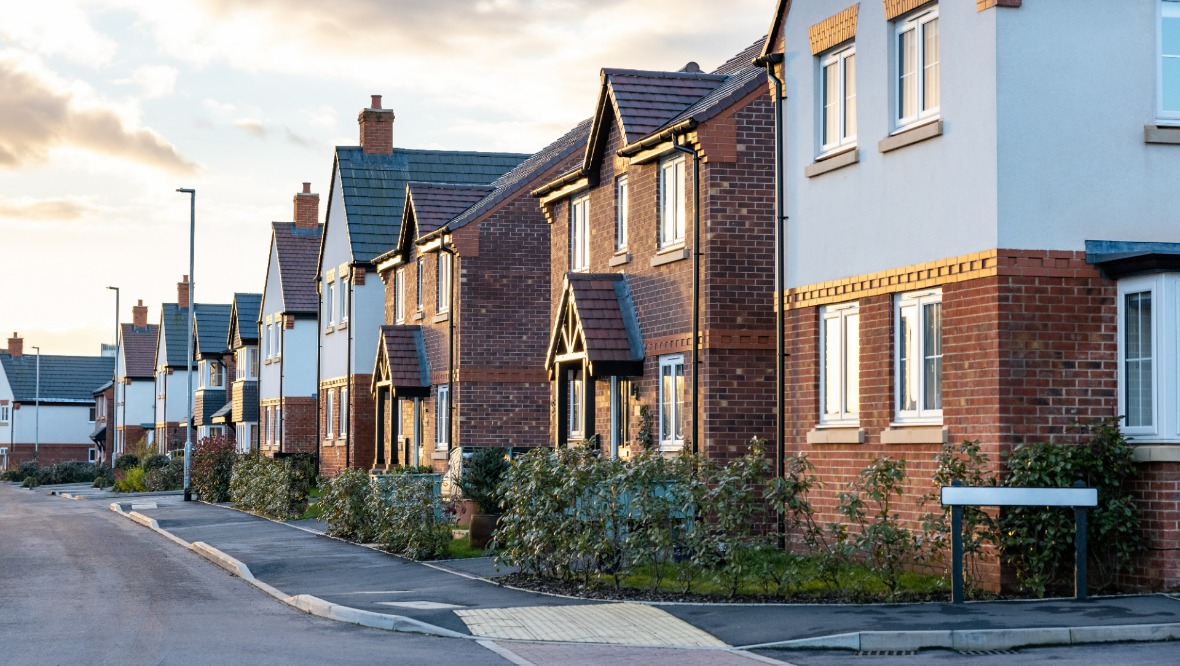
[178,275,190,309]
[294,182,320,229]
[132,299,148,327]
[358,94,394,155]
[6,332,22,358]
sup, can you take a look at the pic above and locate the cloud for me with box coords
[117,65,178,98]
[0,1,118,66]
[0,55,198,175]
[233,118,267,139]
[0,196,94,221]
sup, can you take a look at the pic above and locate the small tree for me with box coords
[456,447,510,513]
[190,436,237,502]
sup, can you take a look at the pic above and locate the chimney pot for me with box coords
[294,182,321,229]
[178,275,191,309]
[358,94,394,155]
[132,300,149,327]
[371,95,382,109]
[302,182,311,194]
[7,332,23,358]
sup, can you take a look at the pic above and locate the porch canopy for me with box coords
[545,273,644,379]
[372,325,431,398]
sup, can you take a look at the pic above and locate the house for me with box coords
[89,381,114,465]
[113,300,159,455]
[259,183,322,458]
[314,95,526,476]
[223,292,261,452]
[154,277,196,452]
[532,43,777,461]
[371,120,590,471]
[760,0,1180,590]
[192,302,234,441]
[0,333,114,467]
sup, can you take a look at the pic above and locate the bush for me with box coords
[456,447,510,513]
[836,456,919,598]
[141,454,169,472]
[1000,418,1143,596]
[114,467,146,493]
[21,475,39,488]
[374,475,452,560]
[115,454,140,471]
[145,457,183,491]
[319,468,379,541]
[919,440,998,597]
[190,436,237,502]
[230,455,313,520]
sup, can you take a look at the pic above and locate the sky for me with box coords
[0,0,772,357]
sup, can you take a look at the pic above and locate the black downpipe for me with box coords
[756,52,787,547]
[442,243,457,450]
[670,137,701,456]
[278,315,285,454]
[315,278,322,476]
[345,268,354,469]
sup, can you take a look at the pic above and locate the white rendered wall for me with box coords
[319,170,351,381]
[0,365,13,447]
[10,403,94,444]
[282,321,318,396]
[260,240,284,401]
[782,1,999,288]
[116,380,154,430]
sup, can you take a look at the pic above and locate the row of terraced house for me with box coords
[2,0,1178,591]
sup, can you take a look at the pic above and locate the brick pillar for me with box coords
[358,95,394,155]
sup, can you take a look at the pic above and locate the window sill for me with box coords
[324,325,335,334]
[1144,125,1180,145]
[881,425,947,445]
[337,320,348,330]
[879,119,943,153]
[609,252,631,267]
[431,450,450,461]
[651,247,689,267]
[432,312,450,324]
[412,311,425,322]
[1131,445,1180,463]
[805,147,859,178]
[807,426,865,445]
[263,358,272,366]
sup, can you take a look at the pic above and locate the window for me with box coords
[437,252,452,313]
[266,406,274,444]
[821,303,860,424]
[895,6,939,128]
[659,156,686,248]
[88,448,97,463]
[237,348,258,380]
[567,367,585,440]
[1162,0,1180,120]
[416,257,424,311]
[615,176,629,252]
[395,268,405,323]
[1114,274,1180,440]
[206,361,224,388]
[339,274,349,324]
[0,404,9,423]
[659,354,685,450]
[263,322,270,359]
[820,45,857,152]
[570,194,590,271]
[325,279,335,326]
[274,405,281,443]
[340,386,349,438]
[325,389,335,438]
[88,405,96,422]
[436,385,450,448]
[276,321,282,359]
[895,289,942,422]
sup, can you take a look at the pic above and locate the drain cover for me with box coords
[857,651,917,657]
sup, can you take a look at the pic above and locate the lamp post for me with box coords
[32,345,40,461]
[107,286,119,468]
[177,188,196,501]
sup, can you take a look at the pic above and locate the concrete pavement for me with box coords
[82,487,1180,654]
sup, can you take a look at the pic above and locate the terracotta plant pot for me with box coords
[456,499,478,528]
[469,513,500,550]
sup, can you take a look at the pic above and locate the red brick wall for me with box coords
[318,374,374,476]
[1125,462,1180,590]
[280,396,317,455]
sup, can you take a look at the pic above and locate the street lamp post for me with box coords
[177,188,196,501]
[32,345,40,462]
[107,286,119,468]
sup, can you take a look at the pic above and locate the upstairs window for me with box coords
[1163,0,1180,120]
[615,176,629,253]
[570,194,590,271]
[820,45,857,152]
[895,289,942,423]
[205,360,224,388]
[896,6,939,129]
[339,273,349,324]
[325,279,335,326]
[437,252,452,313]
[659,156,686,249]
[395,268,405,323]
[416,257,424,311]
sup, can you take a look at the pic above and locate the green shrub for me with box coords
[319,468,379,541]
[21,475,39,488]
[145,457,183,491]
[374,475,452,560]
[141,454,169,472]
[114,467,147,493]
[836,456,918,598]
[115,454,140,471]
[190,436,237,502]
[919,440,998,597]
[1000,418,1142,596]
[457,447,510,513]
[230,455,313,520]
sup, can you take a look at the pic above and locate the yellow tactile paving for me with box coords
[455,603,728,647]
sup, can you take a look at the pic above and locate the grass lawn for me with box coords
[447,535,494,559]
[297,487,323,521]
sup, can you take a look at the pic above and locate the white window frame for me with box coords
[266,405,274,444]
[894,6,940,130]
[567,367,585,441]
[819,44,857,153]
[0,404,9,423]
[262,321,271,359]
[894,289,943,424]
[570,194,590,272]
[1161,0,1180,122]
[437,252,452,313]
[88,448,97,463]
[395,268,405,323]
[340,386,349,438]
[325,279,335,326]
[1116,274,1180,441]
[659,156,686,249]
[339,274,349,325]
[325,389,335,438]
[416,257,424,312]
[820,302,860,425]
[274,405,281,445]
[436,385,450,448]
[615,175,629,253]
[208,360,224,388]
[658,354,685,451]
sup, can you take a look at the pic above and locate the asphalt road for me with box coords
[0,483,510,666]
[761,641,1180,665]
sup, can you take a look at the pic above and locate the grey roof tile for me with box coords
[193,303,233,358]
[0,352,114,403]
